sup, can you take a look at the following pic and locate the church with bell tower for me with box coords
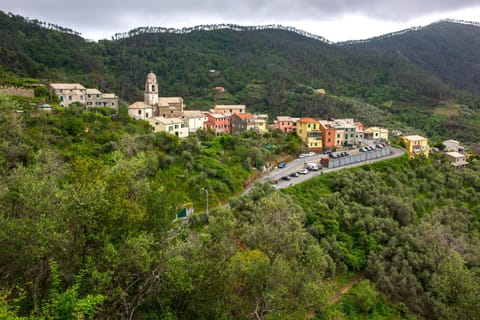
[128,72,185,120]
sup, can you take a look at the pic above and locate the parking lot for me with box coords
[262,145,404,189]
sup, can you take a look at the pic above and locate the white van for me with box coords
[306,163,320,171]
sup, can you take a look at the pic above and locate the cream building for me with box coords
[401,135,429,158]
[85,89,119,110]
[182,110,208,132]
[444,152,468,169]
[128,102,153,120]
[253,114,268,134]
[364,127,389,141]
[214,105,246,114]
[49,83,86,107]
[50,83,118,109]
[148,117,189,138]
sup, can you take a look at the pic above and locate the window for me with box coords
[152,85,155,91]
[69,96,72,100]
[146,113,149,118]
[169,126,173,131]
[96,94,100,98]
[111,102,115,106]
[175,124,179,129]
[88,94,91,98]
[138,110,141,115]
[60,96,64,101]
[328,138,331,143]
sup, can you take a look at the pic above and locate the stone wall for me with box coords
[0,87,35,98]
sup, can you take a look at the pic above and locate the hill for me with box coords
[343,20,480,97]
[1,11,480,143]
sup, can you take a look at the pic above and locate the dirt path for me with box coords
[328,272,365,305]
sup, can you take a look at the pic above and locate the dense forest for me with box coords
[0,93,479,319]
[1,11,480,144]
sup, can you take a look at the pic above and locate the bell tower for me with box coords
[144,71,158,106]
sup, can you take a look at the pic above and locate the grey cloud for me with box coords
[2,0,479,38]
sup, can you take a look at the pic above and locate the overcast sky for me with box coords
[2,1,480,42]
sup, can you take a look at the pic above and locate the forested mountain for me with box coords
[343,20,480,97]
[1,11,480,320]
[2,11,480,144]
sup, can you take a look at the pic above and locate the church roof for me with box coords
[128,102,151,109]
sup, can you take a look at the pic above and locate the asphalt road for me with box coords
[260,146,405,189]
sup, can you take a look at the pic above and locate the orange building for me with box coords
[319,120,336,149]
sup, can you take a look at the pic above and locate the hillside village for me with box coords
[45,72,474,169]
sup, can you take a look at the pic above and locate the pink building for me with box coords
[274,116,300,133]
[205,112,232,135]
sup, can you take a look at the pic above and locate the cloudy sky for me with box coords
[2,0,480,42]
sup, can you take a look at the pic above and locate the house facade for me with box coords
[157,97,184,118]
[49,83,86,107]
[319,120,336,149]
[296,118,322,152]
[50,83,118,109]
[85,89,118,109]
[205,112,232,135]
[181,111,208,132]
[364,127,389,141]
[148,117,188,138]
[274,116,299,133]
[232,113,255,135]
[401,135,429,158]
[253,114,268,134]
[214,105,246,115]
[444,152,468,169]
[128,102,153,120]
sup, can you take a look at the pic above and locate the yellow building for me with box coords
[401,135,429,158]
[296,118,322,152]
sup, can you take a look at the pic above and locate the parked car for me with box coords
[290,172,300,178]
[278,161,287,168]
[298,153,307,158]
[298,169,309,175]
[281,175,291,181]
[307,151,316,157]
[376,144,384,149]
[306,163,320,171]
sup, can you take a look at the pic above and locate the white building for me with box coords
[148,117,189,138]
[86,89,119,110]
[128,102,153,120]
[181,110,208,132]
[444,151,468,169]
[50,83,118,109]
[49,83,86,107]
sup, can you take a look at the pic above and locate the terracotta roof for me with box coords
[49,83,85,90]
[86,88,102,94]
[236,113,254,119]
[402,135,427,141]
[128,102,151,109]
[299,117,318,123]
